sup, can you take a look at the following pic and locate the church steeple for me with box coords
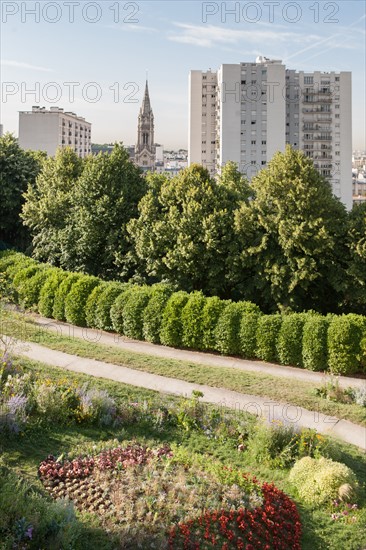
[135,78,156,171]
[141,81,151,116]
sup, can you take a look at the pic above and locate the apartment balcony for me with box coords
[313,154,332,160]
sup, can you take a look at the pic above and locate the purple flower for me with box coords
[25,526,33,540]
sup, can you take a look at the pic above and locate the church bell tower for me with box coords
[135,80,156,171]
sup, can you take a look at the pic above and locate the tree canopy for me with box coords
[0,133,44,249]
[235,146,349,312]
[128,162,251,297]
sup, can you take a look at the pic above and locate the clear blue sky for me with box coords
[1,0,365,149]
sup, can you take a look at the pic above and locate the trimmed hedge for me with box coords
[201,297,230,351]
[38,269,68,318]
[215,302,260,356]
[64,275,101,327]
[17,268,54,310]
[277,313,307,368]
[53,273,82,321]
[181,291,206,350]
[122,286,152,340]
[240,313,261,359]
[95,282,129,332]
[12,265,44,306]
[110,287,136,335]
[302,315,329,371]
[1,250,366,375]
[142,283,174,344]
[256,315,282,363]
[328,314,366,375]
[85,283,109,328]
[160,291,189,348]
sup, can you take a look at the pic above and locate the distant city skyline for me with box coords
[1,1,365,149]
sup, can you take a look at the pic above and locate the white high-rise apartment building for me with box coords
[19,106,92,158]
[189,58,352,209]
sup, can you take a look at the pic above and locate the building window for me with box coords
[251,140,256,145]
[335,76,340,81]
[304,76,313,84]
[262,140,266,145]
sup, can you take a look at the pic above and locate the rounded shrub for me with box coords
[52,273,82,321]
[201,296,230,351]
[181,291,207,350]
[18,267,55,310]
[85,282,109,328]
[122,286,152,340]
[110,286,137,335]
[12,264,44,305]
[302,315,329,371]
[142,283,174,344]
[256,314,282,363]
[215,301,260,356]
[328,314,366,375]
[160,291,190,348]
[95,282,130,332]
[289,456,358,506]
[38,269,68,318]
[64,275,101,327]
[239,313,261,359]
[277,313,307,368]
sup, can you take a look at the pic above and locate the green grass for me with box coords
[2,309,366,427]
[1,357,366,550]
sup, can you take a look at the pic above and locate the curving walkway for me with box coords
[9,311,366,390]
[12,338,366,452]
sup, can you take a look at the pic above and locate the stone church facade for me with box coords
[134,81,156,171]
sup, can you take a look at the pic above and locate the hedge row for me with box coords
[1,250,365,375]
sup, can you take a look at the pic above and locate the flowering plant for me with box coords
[169,481,302,549]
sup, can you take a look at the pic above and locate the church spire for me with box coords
[141,80,151,115]
[135,78,156,172]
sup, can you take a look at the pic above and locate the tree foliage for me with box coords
[235,146,349,312]
[345,203,366,313]
[128,163,251,298]
[0,133,44,249]
[22,144,146,279]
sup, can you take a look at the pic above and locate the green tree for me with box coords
[235,146,348,312]
[128,163,251,297]
[22,147,83,264]
[62,144,146,279]
[0,133,44,249]
[345,203,366,313]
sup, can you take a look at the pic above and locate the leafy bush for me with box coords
[38,269,68,318]
[142,283,174,344]
[240,313,261,359]
[302,315,329,371]
[246,419,297,468]
[52,273,82,321]
[85,282,109,328]
[110,286,137,335]
[328,314,366,375]
[95,282,130,331]
[64,275,101,327]
[160,291,190,348]
[123,286,152,340]
[181,291,207,350]
[289,456,358,506]
[18,268,55,310]
[277,313,307,367]
[11,264,42,304]
[215,301,260,356]
[201,296,230,351]
[256,315,282,362]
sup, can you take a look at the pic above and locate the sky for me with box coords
[1,0,365,149]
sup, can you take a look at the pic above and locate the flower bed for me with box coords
[169,482,302,549]
[38,443,301,549]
